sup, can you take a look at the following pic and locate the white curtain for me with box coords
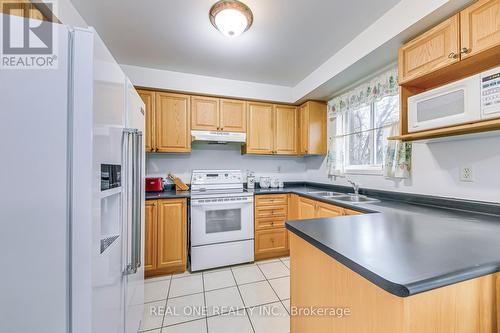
[326,67,411,179]
[383,123,412,178]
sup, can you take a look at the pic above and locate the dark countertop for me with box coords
[145,190,190,200]
[146,183,500,297]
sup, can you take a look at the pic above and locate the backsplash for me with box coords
[146,143,307,184]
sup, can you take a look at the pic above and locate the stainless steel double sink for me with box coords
[306,191,379,204]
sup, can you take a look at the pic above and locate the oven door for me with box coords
[190,196,254,246]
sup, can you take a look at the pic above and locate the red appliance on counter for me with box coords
[145,177,164,192]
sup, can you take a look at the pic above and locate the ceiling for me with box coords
[70,0,402,86]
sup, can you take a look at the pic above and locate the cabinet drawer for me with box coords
[255,218,285,230]
[255,205,287,219]
[255,228,288,254]
[255,194,288,206]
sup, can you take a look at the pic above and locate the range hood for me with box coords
[191,130,246,143]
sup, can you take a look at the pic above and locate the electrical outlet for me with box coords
[460,166,474,182]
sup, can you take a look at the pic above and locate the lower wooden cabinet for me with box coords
[145,198,187,277]
[297,196,360,219]
[255,228,288,258]
[254,194,290,260]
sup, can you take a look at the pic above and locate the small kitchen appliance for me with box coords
[145,177,164,191]
[408,66,500,133]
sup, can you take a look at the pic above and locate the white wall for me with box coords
[305,134,500,203]
[146,143,306,184]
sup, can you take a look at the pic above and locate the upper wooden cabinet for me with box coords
[155,92,191,153]
[245,102,275,154]
[298,101,327,155]
[398,15,460,84]
[274,105,298,155]
[460,0,500,59]
[245,102,299,155]
[191,96,247,132]
[191,96,219,131]
[137,90,155,152]
[220,99,247,132]
[399,0,500,85]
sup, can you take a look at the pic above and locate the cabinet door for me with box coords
[307,102,327,155]
[344,208,362,216]
[398,15,460,84]
[274,105,297,155]
[316,202,344,218]
[246,102,274,154]
[255,228,288,258]
[298,197,316,219]
[298,104,309,155]
[155,92,191,153]
[137,90,155,152]
[156,199,187,270]
[191,96,219,131]
[460,0,500,59]
[220,99,247,132]
[144,201,157,272]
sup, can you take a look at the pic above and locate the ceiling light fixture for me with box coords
[209,0,253,38]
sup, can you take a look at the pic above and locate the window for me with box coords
[327,67,400,177]
[343,95,399,173]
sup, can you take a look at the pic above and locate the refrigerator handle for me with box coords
[134,131,143,269]
[123,129,137,275]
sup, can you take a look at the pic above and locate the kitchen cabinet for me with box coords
[191,96,247,132]
[144,201,157,272]
[274,105,298,155]
[460,0,500,59]
[155,92,191,153]
[145,198,187,277]
[398,15,460,84]
[399,0,500,84]
[298,101,327,155]
[245,102,275,154]
[245,103,299,155]
[254,194,290,260]
[191,96,219,131]
[137,89,155,152]
[297,196,358,218]
[220,99,247,132]
[1,0,47,20]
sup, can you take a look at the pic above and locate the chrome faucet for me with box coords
[347,179,360,196]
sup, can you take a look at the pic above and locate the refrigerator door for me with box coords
[123,79,145,333]
[0,18,71,333]
[71,28,127,333]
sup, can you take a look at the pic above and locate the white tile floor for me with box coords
[139,257,290,333]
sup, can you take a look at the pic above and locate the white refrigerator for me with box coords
[0,17,145,333]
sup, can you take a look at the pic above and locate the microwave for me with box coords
[408,66,500,133]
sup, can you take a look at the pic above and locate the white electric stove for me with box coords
[190,170,254,271]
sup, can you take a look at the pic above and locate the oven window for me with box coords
[206,208,242,233]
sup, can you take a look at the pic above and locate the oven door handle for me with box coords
[190,199,253,207]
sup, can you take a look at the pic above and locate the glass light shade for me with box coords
[214,8,248,37]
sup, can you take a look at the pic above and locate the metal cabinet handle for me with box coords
[448,52,458,59]
[460,47,471,55]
